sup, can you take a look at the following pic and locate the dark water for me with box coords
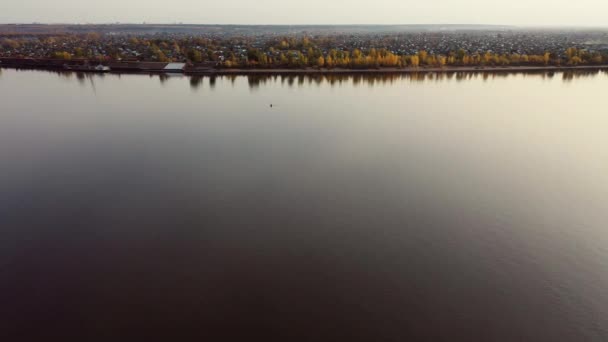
[2,68,608,341]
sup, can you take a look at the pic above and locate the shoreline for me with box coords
[2,64,608,75]
[194,65,608,75]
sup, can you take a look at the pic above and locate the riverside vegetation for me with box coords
[2,30,608,70]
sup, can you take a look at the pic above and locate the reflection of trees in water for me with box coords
[189,75,217,89]
[185,70,603,90]
[562,69,605,81]
[247,74,272,89]
[190,76,204,89]
[76,72,86,84]
[11,68,604,90]
[227,75,238,86]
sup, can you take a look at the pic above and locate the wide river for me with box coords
[2,68,608,341]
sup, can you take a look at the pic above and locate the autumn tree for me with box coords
[418,51,428,64]
[52,51,72,60]
[187,49,203,63]
[410,55,420,67]
[317,56,325,68]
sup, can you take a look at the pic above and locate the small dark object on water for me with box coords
[270,104,273,108]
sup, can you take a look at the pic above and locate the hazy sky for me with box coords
[2,0,607,26]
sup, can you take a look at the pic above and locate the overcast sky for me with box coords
[2,0,607,26]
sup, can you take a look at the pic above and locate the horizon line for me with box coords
[1,22,608,28]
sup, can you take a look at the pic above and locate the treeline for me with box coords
[2,34,608,69]
[219,47,608,69]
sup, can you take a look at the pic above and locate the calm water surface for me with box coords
[2,68,608,341]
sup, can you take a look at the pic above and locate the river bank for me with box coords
[197,65,608,75]
[2,59,607,75]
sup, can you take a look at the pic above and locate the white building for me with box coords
[163,63,186,72]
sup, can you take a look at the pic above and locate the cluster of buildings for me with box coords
[2,27,608,67]
[313,30,608,58]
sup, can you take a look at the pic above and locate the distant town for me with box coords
[1,24,608,73]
